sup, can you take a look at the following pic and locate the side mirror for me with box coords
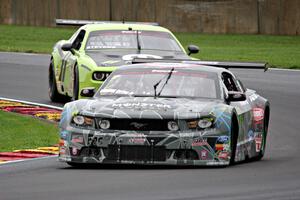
[61,43,73,51]
[80,87,95,98]
[187,45,199,55]
[226,91,246,102]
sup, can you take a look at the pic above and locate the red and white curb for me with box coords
[0,97,62,165]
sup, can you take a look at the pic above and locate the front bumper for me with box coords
[59,128,231,166]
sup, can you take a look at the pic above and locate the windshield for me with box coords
[85,30,183,52]
[96,68,220,99]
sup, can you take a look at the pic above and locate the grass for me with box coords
[0,111,59,152]
[0,24,300,68]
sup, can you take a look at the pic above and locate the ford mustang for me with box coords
[58,61,270,167]
[49,20,199,102]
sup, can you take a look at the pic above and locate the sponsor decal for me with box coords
[218,151,230,160]
[71,136,84,144]
[122,54,162,61]
[215,144,224,151]
[200,149,208,160]
[72,148,78,156]
[253,108,264,122]
[112,102,172,110]
[59,147,66,155]
[249,93,259,102]
[255,134,262,152]
[128,138,146,144]
[216,136,229,143]
[248,130,254,139]
[192,138,209,147]
[60,130,69,140]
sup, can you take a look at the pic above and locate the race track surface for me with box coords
[1,52,300,200]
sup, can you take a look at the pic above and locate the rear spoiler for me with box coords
[132,58,269,71]
[55,19,159,26]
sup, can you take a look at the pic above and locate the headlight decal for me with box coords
[72,115,95,128]
[187,116,215,130]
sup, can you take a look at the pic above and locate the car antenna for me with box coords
[153,67,175,99]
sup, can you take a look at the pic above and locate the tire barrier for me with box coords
[0,98,62,164]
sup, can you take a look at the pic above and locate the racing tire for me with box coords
[254,109,269,161]
[72,64,79,101]
[66,162,85,168]
[49,61,66,102]
[229,116,238,165]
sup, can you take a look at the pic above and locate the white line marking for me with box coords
[0,51,48,56]
[269,68,300,72]
[0,97,63,110]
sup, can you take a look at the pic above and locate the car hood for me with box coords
[85,50,191,67]
[72,97,226,120]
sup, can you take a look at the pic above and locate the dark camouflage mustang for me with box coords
[58,62,270,166]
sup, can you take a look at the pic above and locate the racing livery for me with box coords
[58,62,270,166]
[49,20,199,102]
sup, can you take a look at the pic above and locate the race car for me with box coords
[58,61,270,167]
[49,19,199,102]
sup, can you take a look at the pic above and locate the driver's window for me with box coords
[69,30,80,43]
[221,72,240,92]
[72,30,86,50]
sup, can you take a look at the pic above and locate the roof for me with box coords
[82,23,171,33]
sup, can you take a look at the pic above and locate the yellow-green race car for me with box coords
[49,19,199,102]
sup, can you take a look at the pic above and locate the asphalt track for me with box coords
[1,52,300,200]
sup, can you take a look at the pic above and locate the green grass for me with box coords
[0,111,59,152]
[0,24,74,53]
[0,24,300,68]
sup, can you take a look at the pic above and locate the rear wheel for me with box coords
[48,61,66,102]
[72,65,79,101]
[230,116,238,165]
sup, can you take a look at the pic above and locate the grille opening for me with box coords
[97,119,171,131]
[173,149,199,160]
[106,145,167,161]
[78,147,101,157]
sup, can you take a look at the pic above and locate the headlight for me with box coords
[198,118,213,129]
[73,116,85,125]
[93,72,110,81]
[167,121,179,131]
[72,115,94,127]
[187,117,214,129]
[99,119,110,129]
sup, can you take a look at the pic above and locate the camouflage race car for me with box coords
[58,61,270,167]
[49,19,199,102]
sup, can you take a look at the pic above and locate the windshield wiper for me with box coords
[153,67,175,99]
[136,30,141,53]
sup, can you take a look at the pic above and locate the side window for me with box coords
[236,79,246,92]
[221,72,240,92]
[72,30,86,50]
[69,29,81,44]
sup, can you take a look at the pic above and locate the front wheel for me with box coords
[230,117,238,165]
[255,112,269,160]
[48,61,66,102]
[72,65,79,101]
